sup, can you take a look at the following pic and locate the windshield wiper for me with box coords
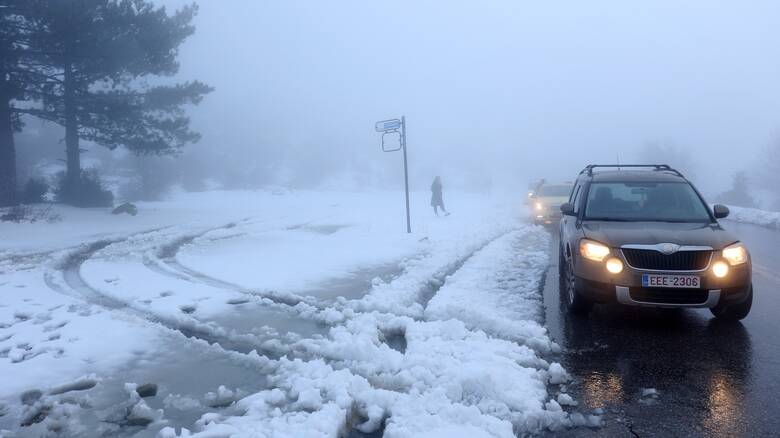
[584,217,636,222]
[655,219,708,223]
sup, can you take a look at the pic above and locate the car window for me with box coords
[571,184,583,213]
[583,182,712,222]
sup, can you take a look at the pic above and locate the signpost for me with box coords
[375,116,411,233]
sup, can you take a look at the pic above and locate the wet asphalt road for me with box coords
[542,220,780,437]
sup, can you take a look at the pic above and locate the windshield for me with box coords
[538,185,572,197]
[584,182,712,222]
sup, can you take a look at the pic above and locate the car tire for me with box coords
[711,284,753,321]
[562,256,593,315]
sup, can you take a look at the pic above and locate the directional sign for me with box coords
[375,119,401,132]
[375,116,411,233]
[381,130,402,152]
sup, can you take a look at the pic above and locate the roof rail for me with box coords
[579,164,685,178]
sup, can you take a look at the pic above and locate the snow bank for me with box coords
[191,224,582,437]
[1,190,587,436]
[426,228,553,353]
[722,205,780,229]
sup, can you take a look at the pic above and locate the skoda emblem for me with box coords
[658,243,681,255]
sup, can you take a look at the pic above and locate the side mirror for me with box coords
[560,202,575,216]
[713,204,730,219]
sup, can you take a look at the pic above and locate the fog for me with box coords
[6,3,780,433]
[77,1,780,194]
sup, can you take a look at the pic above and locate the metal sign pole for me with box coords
[375,116,412,234]
[401,116,411,234]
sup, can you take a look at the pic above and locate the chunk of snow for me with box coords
[641,388,658,397]
[557,393,578,406]
[548,363,570,385]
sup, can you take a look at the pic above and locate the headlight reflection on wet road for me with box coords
[703,370,745,437]
[581,372,624,408]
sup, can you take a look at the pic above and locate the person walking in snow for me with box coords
[431,176,449,216]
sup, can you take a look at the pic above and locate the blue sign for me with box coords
[375,119,401,132]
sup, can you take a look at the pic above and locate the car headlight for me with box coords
[712,260,729,278]
[580,239,610,262]
[535,202,544,211]
[722,242,748,266]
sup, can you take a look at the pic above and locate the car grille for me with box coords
[621,248,711,271]
[629,287,709,305]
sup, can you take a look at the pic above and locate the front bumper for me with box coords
[576,277,752,308]
[615,286,721,308]
[533,209,562,224]
[573,249,752,308]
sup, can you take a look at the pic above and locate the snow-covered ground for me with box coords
[0,190,596,437]
[722,204,780,229]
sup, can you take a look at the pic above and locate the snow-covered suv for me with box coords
[558,165,753,320]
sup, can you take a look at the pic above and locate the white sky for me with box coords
[161,0,780,193]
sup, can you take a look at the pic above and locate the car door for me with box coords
[560,180,585,262]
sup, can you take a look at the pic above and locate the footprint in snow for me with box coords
[159,291,174,298]
[44,321,68,332]
[14,312,31,322]
[227,298,250,305]
[33,314,53,325]
[180,304,197,314]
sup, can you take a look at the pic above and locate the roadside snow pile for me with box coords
[723,205,780,229]
[0,190,589,436]
[426,229,552,353]
[191,225,589,437]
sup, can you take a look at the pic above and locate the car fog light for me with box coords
[535,202,543,211]
[712,260,729,278]
[606,257,623,274]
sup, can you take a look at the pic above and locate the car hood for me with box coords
[582,221,738,249]
[537,196,569,206]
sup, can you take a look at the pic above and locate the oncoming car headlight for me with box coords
[722,242,748,266]
[535,202,543,211]
[580,239,610,262]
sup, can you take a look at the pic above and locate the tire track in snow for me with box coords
[147,222,320,309]
[44,228,285,358]
[417,229,516,311]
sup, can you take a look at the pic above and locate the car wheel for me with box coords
[563,256,593,315]
[711,284,753,321]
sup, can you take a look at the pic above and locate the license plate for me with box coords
[642,274,700,288]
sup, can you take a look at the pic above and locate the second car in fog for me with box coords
[531,182,573,225]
